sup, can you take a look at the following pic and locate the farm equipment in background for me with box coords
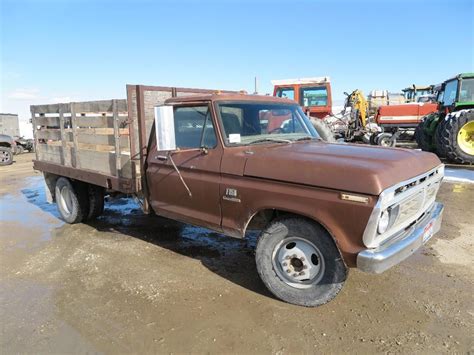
[272,77,335,141]
[415,73,474,164]
[402,85,436,103]
[367,90,404,115]
[272,77,332,119]
[272,78,379,143]
[325,89,381,143]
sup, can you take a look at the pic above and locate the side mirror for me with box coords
[154,105,176,151]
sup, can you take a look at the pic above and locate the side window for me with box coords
[276,88,295,100]
[173,106,217,149]
[442,80,458,106]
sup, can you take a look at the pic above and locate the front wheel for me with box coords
[256,217,347,307]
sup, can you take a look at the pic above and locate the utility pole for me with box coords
[254,76,258,95]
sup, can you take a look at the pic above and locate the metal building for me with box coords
[0,113,20,137]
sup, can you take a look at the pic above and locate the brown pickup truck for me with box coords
[31,84,444,306]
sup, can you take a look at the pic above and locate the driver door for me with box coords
[146,104,223,231]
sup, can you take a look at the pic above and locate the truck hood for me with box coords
[243,142,441,195]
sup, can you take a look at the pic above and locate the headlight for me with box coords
[377,210,390,234]
[377,206,400,235]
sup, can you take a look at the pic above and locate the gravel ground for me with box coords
[1,153,473,354]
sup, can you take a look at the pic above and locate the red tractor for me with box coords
[372,85,439,146]
[272,77,332,119]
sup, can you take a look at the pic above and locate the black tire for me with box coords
[15,145,25,155]
[86,184,105,220]
[434,117,448,158]
[442,110,474,164]
[369,132,378,145]
[255,217,347,307]
[376,133,396,147]
[0,147,13,166]
[55,177,90,224]
[415,116,431,151]
[311,118,336,143]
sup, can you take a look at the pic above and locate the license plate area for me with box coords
[422,220,434,243]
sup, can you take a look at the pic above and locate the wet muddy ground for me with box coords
[1,153,473,353]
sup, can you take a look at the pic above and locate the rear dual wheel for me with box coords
[55,178,105,223]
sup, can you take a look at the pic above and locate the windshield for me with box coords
[459,78,474,103]
[216,102,319,146]
[300,86,328,107]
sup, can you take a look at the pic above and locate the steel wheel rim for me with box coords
[272,237,325,289]
[59,186,73,216]
[0,150,10,163]
[380,137,391,147]
[457,121,474,155]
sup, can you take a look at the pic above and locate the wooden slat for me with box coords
[59,106,68,166]
[75,115,114,128]
[37,144,62,154]
[74,99,127,114]
[37,144,72,165]
[76,150,131,177]
[35,116,60,127]
[75,127,129,135]
[76,133,129,147]
[36,129,62,140]
[32,109,40,160]
[31,103,70,114]
[113,100,121,176]
[70,103,79,168]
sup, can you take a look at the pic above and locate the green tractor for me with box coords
[415,73,474,164]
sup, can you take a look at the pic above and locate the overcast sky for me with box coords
[1,0,473,136]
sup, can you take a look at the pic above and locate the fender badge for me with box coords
[340,193,369,204]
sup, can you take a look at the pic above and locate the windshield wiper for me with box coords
[248,138,293,145]
[294,136,322,142]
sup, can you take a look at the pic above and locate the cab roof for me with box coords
[165,93,296,105]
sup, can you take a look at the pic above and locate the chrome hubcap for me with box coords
[59,186,73,216]
[272,237,325,289]
[0,151,11,162]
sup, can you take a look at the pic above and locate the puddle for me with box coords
[1,176,62,244]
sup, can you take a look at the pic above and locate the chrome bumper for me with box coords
[357,202,444,273]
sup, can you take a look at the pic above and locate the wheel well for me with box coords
[244,209,333,239]
[0,142,12,148]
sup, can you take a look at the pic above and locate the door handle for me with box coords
[155,155,168,161]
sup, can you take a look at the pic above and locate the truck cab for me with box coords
[272,77,332,119]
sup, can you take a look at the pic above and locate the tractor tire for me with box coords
[86,184,105,220]
[0,147,13,166]
[55,177,90,224]
[434,117,448,158]
[441,110,474,164]
[415,115,433,151]
[311,118,336,143]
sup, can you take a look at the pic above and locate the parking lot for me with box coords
[1,153,473,353]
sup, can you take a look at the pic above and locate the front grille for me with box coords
[376,166,443,245]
